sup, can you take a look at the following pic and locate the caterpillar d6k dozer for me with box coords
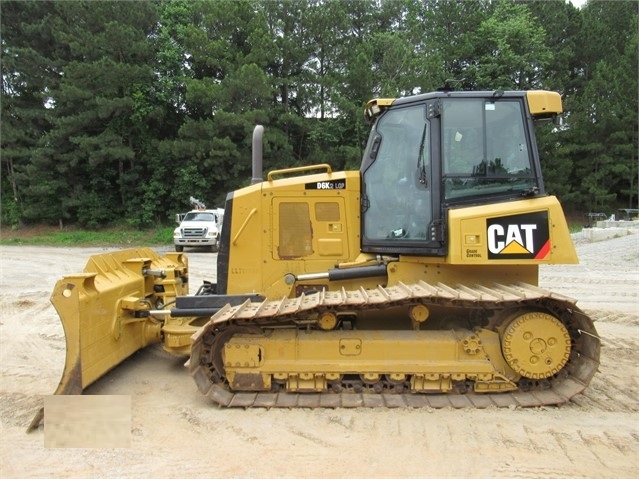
[29,89,600,430]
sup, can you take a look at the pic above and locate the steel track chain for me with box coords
[189,281,601,409]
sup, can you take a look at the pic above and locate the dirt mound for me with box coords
[1,236,637,478]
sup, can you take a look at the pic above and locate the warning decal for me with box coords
[487,211,550,260]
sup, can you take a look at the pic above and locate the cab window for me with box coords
[362,105,431,241]
[442,99,535,201]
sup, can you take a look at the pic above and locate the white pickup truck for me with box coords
[173,206,224,252]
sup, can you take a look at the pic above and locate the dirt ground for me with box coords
[1,232,637,479]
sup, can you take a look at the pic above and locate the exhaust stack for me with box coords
[251,125,264,185]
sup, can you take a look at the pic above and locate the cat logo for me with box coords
[487,211,550,260]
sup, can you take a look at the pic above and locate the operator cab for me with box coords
[360,90,559,256]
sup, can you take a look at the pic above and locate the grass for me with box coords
[568,223,584,234]
[2,219,586,248]
[0,225,175,247]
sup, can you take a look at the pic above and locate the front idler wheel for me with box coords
[501,311,571,380]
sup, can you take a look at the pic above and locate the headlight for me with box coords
[173,229,181,238]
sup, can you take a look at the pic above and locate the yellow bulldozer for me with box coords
[29,88,600,430]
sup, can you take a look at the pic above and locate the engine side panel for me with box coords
[221,170,363,299]
[447,195,578,265]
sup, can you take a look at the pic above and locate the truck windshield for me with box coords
[442,98,535,201]
[183,212,217,222]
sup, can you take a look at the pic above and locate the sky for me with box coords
[568,0,588,8]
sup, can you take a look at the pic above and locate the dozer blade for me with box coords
[27,248,188,432]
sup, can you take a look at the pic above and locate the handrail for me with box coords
[232,208,257,245]
[267,163,332,181]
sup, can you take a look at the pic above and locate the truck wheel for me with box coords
[210,245,218,253]
[175,245,184,252]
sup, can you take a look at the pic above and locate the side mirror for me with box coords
[553,114,564,127]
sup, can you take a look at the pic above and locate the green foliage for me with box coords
[472,0,553,89]
[0,226,175,247]
[1,0,637,230]
[0,191,21,228]
[556,0,639,212]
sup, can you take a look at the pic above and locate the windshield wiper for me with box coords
[417,124,428,185]
[521,186,539,197]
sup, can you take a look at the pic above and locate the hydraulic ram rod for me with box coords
[296,264,387,282]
